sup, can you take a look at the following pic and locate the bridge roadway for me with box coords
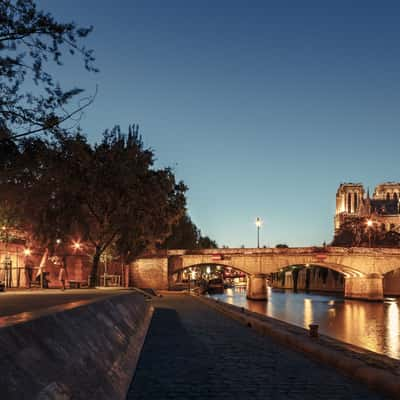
[128,294,387,400]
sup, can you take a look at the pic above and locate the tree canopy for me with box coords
[0,0,97,140]
[0,125,187,284]
[332,216,400,247]
[160,214,218,250]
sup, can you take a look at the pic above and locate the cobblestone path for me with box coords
[127,295,386,400]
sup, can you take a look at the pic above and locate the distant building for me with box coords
[335,182,400,232]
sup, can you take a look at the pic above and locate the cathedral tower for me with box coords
[335,183,364,230]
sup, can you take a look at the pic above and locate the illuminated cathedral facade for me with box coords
[335,182,400,232]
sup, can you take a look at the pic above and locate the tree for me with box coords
[160,214,217,249]
[275,244,289,248]
[332,217,368,247]
[0,125,187,285]
[0,0,97,140]
[332,216,400,247]
[197,235,218,249]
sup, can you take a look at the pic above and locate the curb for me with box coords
[195,295,400,399]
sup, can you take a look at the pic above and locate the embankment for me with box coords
[0,292,153,400]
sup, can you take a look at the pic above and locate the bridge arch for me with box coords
[172,262,249,276]
[274,262,365,278]
[132,247,396,300]
[270,263,348,293]
[381,264,400,276]
[170,262,248,290]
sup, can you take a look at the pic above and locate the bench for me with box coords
[68,280,88,289]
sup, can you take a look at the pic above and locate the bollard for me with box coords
[309,323,319,338]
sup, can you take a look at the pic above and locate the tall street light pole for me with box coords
[367,219,373,248]
[255,217,262,248]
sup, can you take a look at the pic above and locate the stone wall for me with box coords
[383,269,400,296]
[129,257,168,289]
[0,292,153,400]
[344,274,384,301]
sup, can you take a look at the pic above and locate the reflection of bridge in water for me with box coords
[130,246,400,301]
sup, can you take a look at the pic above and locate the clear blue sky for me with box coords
[37,0,400,247]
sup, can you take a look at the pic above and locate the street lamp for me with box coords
[72,241,82,251]
[255,217,262,248]
[1,225,11,288]
[366,219,373,247]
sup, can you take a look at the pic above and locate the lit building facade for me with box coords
[335,182,400,232]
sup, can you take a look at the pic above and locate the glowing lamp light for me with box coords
[367,219,373,227]
[255,217,263,248]
[23,248,31,256]
[56,238,62,244]
[72,241,82,250]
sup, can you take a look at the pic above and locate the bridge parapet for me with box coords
[162,246,400,257]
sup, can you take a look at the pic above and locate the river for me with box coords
[209,287,400,360]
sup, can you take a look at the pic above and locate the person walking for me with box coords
[58,259,68,290]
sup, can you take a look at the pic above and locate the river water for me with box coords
[209,287,400,360]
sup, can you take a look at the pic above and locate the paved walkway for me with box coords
[128,295,387,400]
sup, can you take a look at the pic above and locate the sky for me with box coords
[36,0,400,248]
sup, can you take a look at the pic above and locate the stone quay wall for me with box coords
[0,292,153,400]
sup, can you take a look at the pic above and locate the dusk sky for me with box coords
[37,1,400,248]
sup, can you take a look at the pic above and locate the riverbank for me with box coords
[211,287,400,359]
[128,294,387,399]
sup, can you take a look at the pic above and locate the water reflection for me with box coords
[209,287,400,360]
[303,298,313,327]
[387,300,399,359]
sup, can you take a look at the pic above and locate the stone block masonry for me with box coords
[0,292,153,400]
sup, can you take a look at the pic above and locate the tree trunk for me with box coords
[90,248,101,287]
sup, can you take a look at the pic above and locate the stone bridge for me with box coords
[130,246,400,301]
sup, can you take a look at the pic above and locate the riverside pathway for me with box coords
[128,294,387,400]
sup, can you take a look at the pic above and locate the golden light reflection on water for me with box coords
[304,298,313,327]
[212,287,400,359]
[224,288,234,305]
[386,300,399,359]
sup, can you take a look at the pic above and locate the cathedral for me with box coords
[335,182,400,232]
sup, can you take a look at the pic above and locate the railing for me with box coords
[99,274,121,287]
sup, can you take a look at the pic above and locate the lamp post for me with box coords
[2,225,11,288]
[367,219,373,247]
[255,217,262,248]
